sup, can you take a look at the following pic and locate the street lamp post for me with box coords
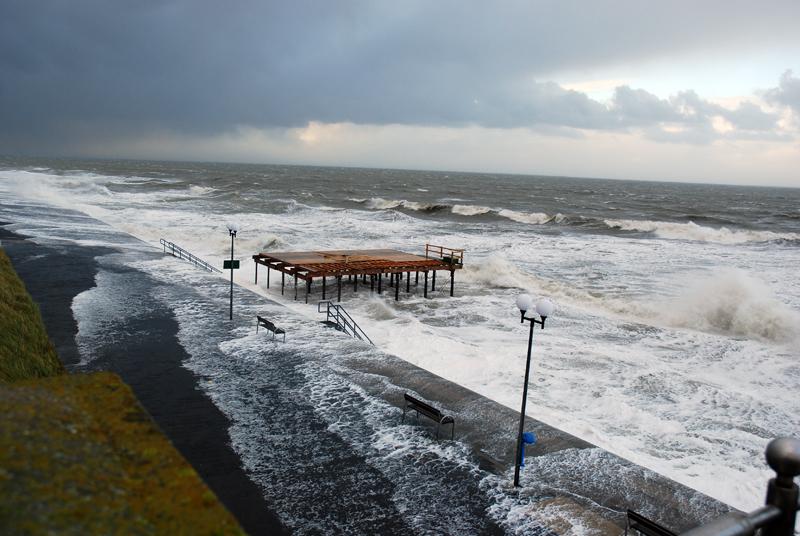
[227,222,240,320]
[513,294,554,487]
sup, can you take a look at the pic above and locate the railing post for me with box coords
[763,438,800,536]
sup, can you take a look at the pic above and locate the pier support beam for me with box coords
[322,276,326,299]
[406,271,410,293]
[337,275,342,302]
[432,270,436,291]
[415,271,419,285]
[450,270,455,297]
[424,271,428,298]
[378,273,383,294]
[395,275,400,301]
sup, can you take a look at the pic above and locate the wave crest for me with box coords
[604,219,800,244]
[451,204,492,216]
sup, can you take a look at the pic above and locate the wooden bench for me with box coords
[625,510,676,536]
[256,315,286,342]
[402,393,454,440]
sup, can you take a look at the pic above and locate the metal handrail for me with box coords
[425,243,464,266]
[160,239,222,273]
[317,301,374,345]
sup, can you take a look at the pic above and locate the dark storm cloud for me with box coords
[1,0,798,153]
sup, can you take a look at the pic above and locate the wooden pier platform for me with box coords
[253,244,464,303]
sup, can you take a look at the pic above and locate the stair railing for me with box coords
[160,239,222,273]
[317,301,374,345]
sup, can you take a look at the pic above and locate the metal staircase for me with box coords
[318,301,374,345]
[160,239,221,273]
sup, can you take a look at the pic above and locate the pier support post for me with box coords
[305,278,311,304]
[337,275,342,302]
[378,273,383,294]
[415,271,419,285]
[370,275,375,291]
[354,274,358,292]
[294,274,298,301]
[255,262,258,284]
[424,271,428,298]
[450,270,454,297]
[406,271,410,293]
[395,275,400,301]
[432,270,436,291]
[281,273,285,295]
[322,276,326,299]
[266,266,270,288]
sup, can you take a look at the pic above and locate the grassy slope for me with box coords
[0,247,245,534]
[0,249,64,382]
[0,372,244,535]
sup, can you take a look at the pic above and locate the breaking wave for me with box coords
[604,219,800,244]
[352,197,559,225]
[462,256,799,343]
[653,269,800,343]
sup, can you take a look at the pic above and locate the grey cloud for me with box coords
[0,0,798,154]
[611,87,680,126]
[765,70,800,114]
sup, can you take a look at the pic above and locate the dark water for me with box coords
[3,156,799,238]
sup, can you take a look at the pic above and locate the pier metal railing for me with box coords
[318,301,374,345]
[160,239,221,273]
[425,243,464,267]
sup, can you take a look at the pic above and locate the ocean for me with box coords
[1,156,798,513]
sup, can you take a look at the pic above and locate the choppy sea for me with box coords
[1,156,798,512]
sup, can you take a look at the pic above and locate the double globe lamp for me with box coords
[513,294,554,487]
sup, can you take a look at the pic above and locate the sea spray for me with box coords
[654,269,800,343]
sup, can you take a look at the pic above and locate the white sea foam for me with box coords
[451,204,492,216]
[604,218,800,244]
[188,184,217,195]
[498,208,552,224]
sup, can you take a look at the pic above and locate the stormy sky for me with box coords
[1,1,799,185]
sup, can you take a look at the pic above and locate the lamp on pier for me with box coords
[512,293,554,487]
[226,221,241,320]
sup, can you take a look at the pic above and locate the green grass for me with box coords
[0,372,245,535]
[0,248,64,382]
